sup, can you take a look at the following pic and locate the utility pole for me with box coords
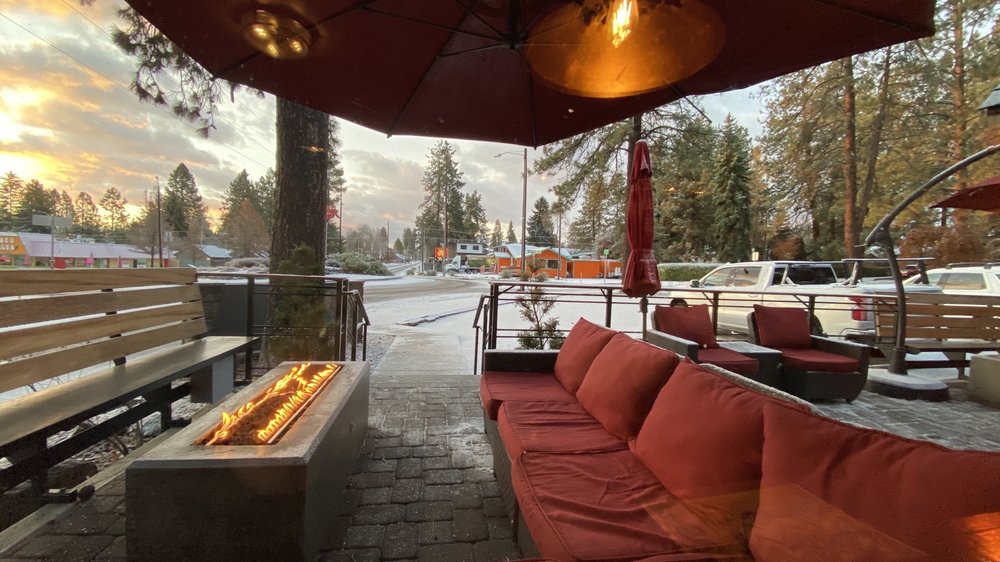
[155,177,164,267]
[520,148,527,273]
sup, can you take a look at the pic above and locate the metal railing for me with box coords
[195,272,370,381]
[472,280,900,373]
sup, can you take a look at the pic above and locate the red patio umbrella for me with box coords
[124,0,934,147]
[931,174,1000,212]
[622,140,660,334]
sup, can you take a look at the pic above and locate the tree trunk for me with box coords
[948,0,968,227]
[270,98,330,271]
[859,48,893,232]
[842,56,860,258]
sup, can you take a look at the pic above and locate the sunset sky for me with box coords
[0,1,762,242]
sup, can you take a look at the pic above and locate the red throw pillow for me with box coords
[653,304,719,349]
[751,403,1000,561]
[553,318,616,393]
[576,333,679,440]
[752,305,811,348]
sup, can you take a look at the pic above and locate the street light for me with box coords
[495,148,528,274]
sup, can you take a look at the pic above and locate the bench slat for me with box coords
[876,313,999,330]
[0,319,207,394]
[0,268,196,297]
[903,326,998,340]
[0,285,202,329]
[0,336,254,448]
[1,302,206,362]
[902,339,1000,352]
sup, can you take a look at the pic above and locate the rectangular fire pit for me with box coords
[126,360,369,561]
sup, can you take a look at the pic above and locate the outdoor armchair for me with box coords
[748,305,870,402]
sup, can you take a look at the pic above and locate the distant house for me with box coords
[487,243,622,279]
[1,232,171,268]
[178,244,232,267]
[454,241,486,255]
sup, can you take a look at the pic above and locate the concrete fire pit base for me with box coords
[126,361,369,561]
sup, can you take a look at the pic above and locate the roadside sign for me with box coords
[603,248,610,257]
[433,247,445,260]
[32,214,71,228]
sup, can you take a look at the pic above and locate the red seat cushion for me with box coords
[653,304,719,349]
[498,401,626,459]
[576,333,680,440]
[513,450,750,561]
[479,371,575,420]
[630,361,808,533]
[696,346,759,376]
[751,403,1000,561]
[775,348,859,373]
[752,305,812,348]
[552,318,617,393]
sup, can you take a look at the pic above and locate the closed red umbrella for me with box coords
[931,175,1000,212]
[123,0,934,147]
[622,139,660,302]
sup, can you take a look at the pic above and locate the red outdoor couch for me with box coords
[481,318,1000,562]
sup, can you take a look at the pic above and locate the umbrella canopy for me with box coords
[622,140,660,298]
[124,0,934,147]
[931,175,1000,212]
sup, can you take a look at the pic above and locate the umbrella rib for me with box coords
[362,5,501,42]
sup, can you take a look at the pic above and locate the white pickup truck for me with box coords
[661,261,940,339]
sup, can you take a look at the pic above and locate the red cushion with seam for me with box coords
[752,305,811,348]
[697,347,759,376]
[631,360,807,506]
[479,371,575,420]
[498,401,626,459]
[750,403,1000,561]
[775,348,859,373]
[653,304,719,349]
[552,317,617,394]
[576,333,679,440]
[513,450,751,561]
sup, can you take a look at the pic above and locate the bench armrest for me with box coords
[483,350,559,373]
[811,336,871,373]
[644,329,698,360]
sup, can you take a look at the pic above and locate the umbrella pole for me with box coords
[640,296,648,339]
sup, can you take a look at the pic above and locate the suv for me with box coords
[905,264,1000,296]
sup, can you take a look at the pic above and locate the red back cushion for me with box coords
[553,318,616,393]
[631,360,805,502]
[752,305,811,348]
[576,333,679,440]
[653,304,719,349]
[751,403,1000,561]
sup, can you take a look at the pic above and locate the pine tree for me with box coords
[99,187,130,238]
[506,221,517,244]
[163,163,203,239]
[462,191,487,241]
[490,219,503,246]
[0,172,25,229]
[228,199,268,257]
[16,180,56,233]
[526,197,556,247]
[74,192,102,236]
[711,115,753,262]
[415,140,466,252]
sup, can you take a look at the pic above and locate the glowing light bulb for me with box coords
[610,0,637,48]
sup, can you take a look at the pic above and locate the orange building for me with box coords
[488,244,619,279]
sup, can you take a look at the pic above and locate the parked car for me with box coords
[661,260,941,339]
[904,264,1000,296]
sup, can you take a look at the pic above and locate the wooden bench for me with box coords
[873,293,1000,376]
[0,268,258,494]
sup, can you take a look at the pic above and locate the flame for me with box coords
[256,364,339,443]
[609,0,637,48]
[202,363,340,446]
